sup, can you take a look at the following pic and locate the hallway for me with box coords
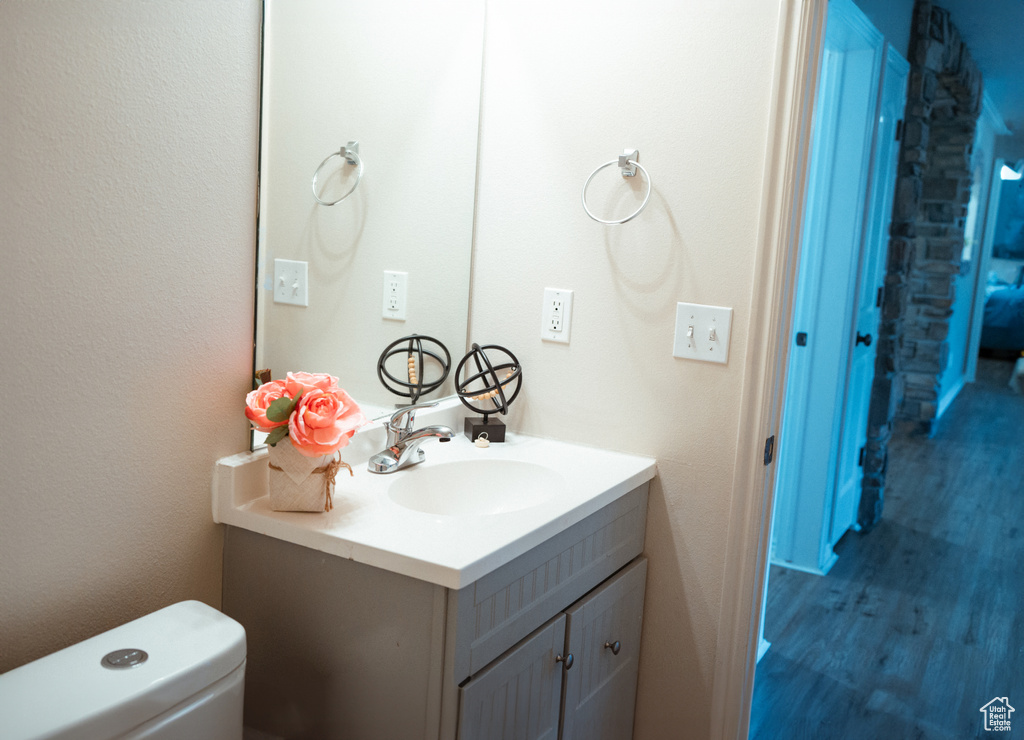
[750,357,1024,739]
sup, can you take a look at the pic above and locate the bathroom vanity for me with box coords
[214,406,655,739]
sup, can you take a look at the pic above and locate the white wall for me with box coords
[471,1,783,735]
[0,0,260,672]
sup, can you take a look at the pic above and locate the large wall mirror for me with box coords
[254,0,484,420]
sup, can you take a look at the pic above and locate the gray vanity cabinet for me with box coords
[457,614,566,739]
[222,483,649,740]
[561,557,647,740]
[455,558,647,740]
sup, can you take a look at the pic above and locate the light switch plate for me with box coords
[274,259,308,306]
[673,302,733,364]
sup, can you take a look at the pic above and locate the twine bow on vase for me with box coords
[316,455,352,512]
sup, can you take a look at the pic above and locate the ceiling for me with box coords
[939,0,1024,139]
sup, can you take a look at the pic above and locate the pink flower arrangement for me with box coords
[245,372,366,457]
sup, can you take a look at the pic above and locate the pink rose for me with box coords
[245,379,289,432]
[284,372,338,398]
[287,388,366,457]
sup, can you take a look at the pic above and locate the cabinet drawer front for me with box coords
[451,485,648,681]
[561,557,647,740]
[458,614,566,740]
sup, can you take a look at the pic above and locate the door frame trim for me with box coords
[708,1,827,737]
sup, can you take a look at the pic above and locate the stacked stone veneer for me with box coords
[859,0,982,529]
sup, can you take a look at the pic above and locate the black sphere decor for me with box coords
[455,343,522,443]
[376,334,451,405]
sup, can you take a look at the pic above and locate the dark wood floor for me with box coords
[750,358,1024,740]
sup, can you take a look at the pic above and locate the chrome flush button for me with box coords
[101,648,148,669]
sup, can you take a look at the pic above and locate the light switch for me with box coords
[274,259,308,307]
[673,302,733,364]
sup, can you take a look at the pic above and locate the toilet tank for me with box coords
[0,600,246,740]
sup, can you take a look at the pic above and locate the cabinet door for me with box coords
[458,614,566,740]
[560,558,647,740]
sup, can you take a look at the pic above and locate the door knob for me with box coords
[556,653,574,670]
[604,640,621,655]
[856,332,872,347]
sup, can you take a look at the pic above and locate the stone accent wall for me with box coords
[859,0,982,529]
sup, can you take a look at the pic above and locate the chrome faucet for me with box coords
[367,402,454,474]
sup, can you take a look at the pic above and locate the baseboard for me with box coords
[936,376,966,419]
[769,549,838,576]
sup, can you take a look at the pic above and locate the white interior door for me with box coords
[939,166,984,416]
[965,160,1008,382]
[771,0,883,575]
[831,44,909,543]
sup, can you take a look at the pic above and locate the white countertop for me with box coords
[213,407,656,590]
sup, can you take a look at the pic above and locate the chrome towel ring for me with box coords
[581,148,652,225]
[312,141,363,206]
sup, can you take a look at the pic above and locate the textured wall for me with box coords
[894,2,982,431]
[0,0,260,672]
[470,1,782,735]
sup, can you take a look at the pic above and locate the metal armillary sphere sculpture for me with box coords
[454,343,522,443]
[376,334,451,406]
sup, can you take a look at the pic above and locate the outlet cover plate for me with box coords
[541,288,573,343]
[673,302,733,364]
[274,259,308,307]
[383,270,408,321]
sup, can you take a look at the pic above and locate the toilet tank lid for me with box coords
[0,601,246,740]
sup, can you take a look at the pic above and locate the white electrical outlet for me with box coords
[273,259,308,306]
[673,302,733,364]
[541,288,573,343]
[382,270,408,320]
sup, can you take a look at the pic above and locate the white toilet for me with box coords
[0,600,246,740]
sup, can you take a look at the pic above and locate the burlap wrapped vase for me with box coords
[266,439,352,512]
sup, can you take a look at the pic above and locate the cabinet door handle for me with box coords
[556,653,574,670]
[604,640,621,655]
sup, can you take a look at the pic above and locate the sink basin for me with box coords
[387,460,565,516]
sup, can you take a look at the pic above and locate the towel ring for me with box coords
[581,149,652,225]
[312,141,363,206]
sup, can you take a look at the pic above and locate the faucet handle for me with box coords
[387,401,439,432]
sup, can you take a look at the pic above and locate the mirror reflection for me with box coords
[254,0,484,420]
